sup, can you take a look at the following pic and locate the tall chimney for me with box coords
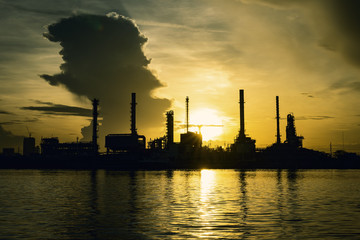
[276,96,281,144]
[92,98,99,153]
[166,110,174,147]
[131,93,137,135]
[186,96,189,133]
[239,89,245,138]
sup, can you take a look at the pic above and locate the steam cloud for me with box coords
[41,13,171,145]
[0,125,23,150]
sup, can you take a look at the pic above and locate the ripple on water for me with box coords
[0,169,360,239]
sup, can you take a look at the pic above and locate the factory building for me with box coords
[148,137,166,150]
[180,132,202,148]
[147,110,174,151]
[231,89,256,154]
[179,96,202,148]
[2,148,15,156]
[40,99,99,157]
[285,113,304,148]
[40,137,95,156]
[273,96,303,148]
[23,137,36,156]
[106,134,146,153]
[105,93,146,153]
[148,96,202,151]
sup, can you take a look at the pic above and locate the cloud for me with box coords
[243,0,360,69]
[329,78,360,93]
[2,1,130,18]
[5,2,72,16]
[0,110,12,115]
[323,1,360,67]
[301,93,314,98]
[40,13,171,144]
[0,125,24,150]
[297,116,334,121]
[21,101,92,117]
[0,118,38,125]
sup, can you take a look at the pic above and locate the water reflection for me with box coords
[200,169,216,197]
[128,171,137,213]
[199,169,216,237]
[238,170,250,239]
[286,170,303,236]
[286,170,300,218]
[89,170,99,239]
[276,169,285,238]
[1,170,360,239]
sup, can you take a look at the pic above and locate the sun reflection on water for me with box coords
[198,169,217,237]
[200,169,216,191]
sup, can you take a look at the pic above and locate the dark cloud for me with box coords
[21,101,92,117]
[0,122,14,125]
[41,13,171,145]
[326,1,360,66]
[297,116,334,121]
[301,93,314,98]
[0,110,12,115]
[0,125,24,150]
[329,78,360,92]
[245,0,360,68]
[0,118,38,125]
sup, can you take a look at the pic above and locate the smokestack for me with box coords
[131,93,137,135]
[276,96,281,144]
[92,98,99,153]
[239,89,245,138]
[186,96,189,133]
[166,110,174,147]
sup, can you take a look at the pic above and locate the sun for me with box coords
[188,108,224,141]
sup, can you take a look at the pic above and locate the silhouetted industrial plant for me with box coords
[1,90,359,169]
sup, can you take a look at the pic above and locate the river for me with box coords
[0,169,359,239]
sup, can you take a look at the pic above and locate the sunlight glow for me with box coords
[200,169,216,190]
[188,108,224,141]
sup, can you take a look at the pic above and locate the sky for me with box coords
[0,0,360,153]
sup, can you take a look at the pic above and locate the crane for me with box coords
[26,126,32,138]
[180,124,223,134]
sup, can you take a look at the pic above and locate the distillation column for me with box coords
[276,96,281,144]
[239,89,245,138]
[131,93,137,135]
[92,98,99,154]
[166,110,174,147]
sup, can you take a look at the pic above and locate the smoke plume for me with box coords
[41,13,171,146]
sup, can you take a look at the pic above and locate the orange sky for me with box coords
[0,0,360,153]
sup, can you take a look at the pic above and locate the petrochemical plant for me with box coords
[1,90,359,169]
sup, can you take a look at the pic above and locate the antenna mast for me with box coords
[186,96,189,133]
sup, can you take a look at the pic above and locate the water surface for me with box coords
[0,169,359,239]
